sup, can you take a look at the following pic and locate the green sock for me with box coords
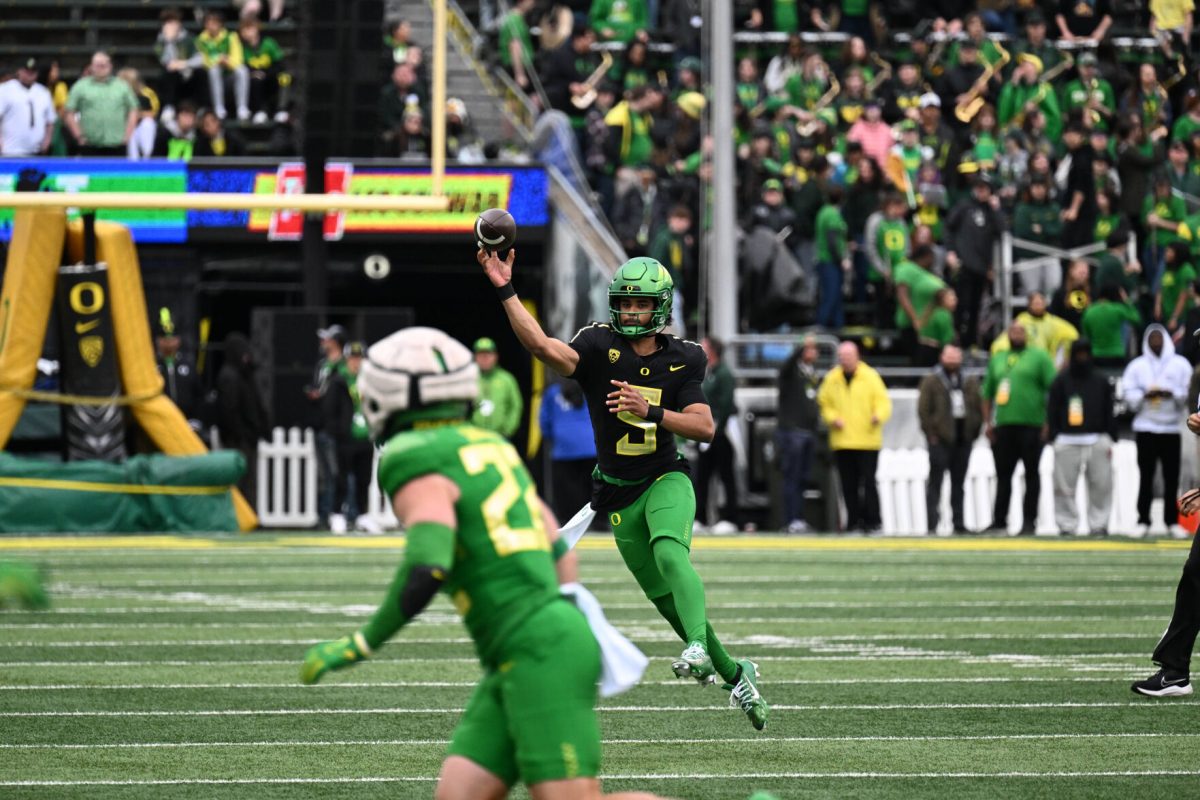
[706,622,739,684]
[651,538,710,648]
[651,589,739,683]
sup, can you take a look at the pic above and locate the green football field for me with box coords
[2,533,1199,799]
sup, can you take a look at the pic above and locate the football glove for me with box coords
[300,632,371,685]
[1181,488,1200,517]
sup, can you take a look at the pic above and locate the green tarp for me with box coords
[0,451,244,533]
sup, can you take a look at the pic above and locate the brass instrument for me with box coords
[1010,53,1071,129]
[570,51,614,110]
[797,65,841,136]
[1039,50,1074,84]
[865,51,893,98]
[1084,76,1108,125]
[955,39,1010,123]
[925,36,950,79]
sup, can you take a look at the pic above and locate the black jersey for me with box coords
[568,323,709,510]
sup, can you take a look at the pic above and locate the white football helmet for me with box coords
[357,327,479,439]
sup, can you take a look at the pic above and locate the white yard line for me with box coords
[3,701,1193,717]
[4,770,1200,787]
[0,632,1162,648]
[0,653,1150,668]
[0,614,1169,630]
[0,676,1139,691]
[38,599,1175,614]
[2,732,1197,750]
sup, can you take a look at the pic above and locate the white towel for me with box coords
[558,503,596,550]
[560,582,648,698]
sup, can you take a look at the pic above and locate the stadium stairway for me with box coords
[386,0,520,149]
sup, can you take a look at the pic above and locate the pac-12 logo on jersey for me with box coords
[608,348,621,363]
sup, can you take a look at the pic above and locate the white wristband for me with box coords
[352,631,373,657]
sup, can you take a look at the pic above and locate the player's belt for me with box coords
[592,466,648,487]
[592,454,688,487]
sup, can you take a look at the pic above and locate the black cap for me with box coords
[19,57,38,72]
[317,324,348,345]
[1026,10,1046,25]
[344,341,366,358]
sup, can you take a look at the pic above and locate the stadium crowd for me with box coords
[0,5,296,159]
[462,0,1200,362]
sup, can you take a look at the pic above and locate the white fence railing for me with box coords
[251,428,1167,534]
[254,427,398,529]
[879,442,1163,535]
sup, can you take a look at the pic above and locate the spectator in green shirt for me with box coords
[499,0,536,91]
[589,0,648,44]
[1171,90,1200,144]
[470,337,523,440]
[1165,139,1200,197]
[814,184,849,329]
[894,245,945,360]
[196,11,250,121]
[64,50,138,155]
[1013,179,1062,289]
[1157,242,1197,335]
[1081,285,1142,366]
[916,288,958,366]
[981,322,1058,535]
[1093,229,1142,295]
[238,17,289,123]
[1060,52,1115,131]
[1144,174,1189,284]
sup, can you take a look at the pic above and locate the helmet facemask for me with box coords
[608,289,672,338]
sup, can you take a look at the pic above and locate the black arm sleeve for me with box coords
[399,564,445,618]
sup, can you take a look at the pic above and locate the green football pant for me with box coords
[447,599,601,786]
[607,471,738,683]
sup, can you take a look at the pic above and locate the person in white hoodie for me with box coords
[1122,324,1194,537]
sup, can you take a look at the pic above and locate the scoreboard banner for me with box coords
[0,158,550,244]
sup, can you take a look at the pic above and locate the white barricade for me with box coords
[255,427,319,528]
[878,442,1162,535]
[254,427,396,530]
[251,428,1168,534]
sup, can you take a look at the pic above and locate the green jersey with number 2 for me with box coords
[376,424,558,666]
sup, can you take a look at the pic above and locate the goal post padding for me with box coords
[63,219,258,531]
[0,208,67,449]
[0,450,244,533]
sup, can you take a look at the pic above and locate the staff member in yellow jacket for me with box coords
[818,341,893,533]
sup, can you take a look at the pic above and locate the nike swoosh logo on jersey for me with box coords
[75,320,100,334]
[669,364,686,372]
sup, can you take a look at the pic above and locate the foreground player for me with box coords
[1133,409,1200,697]
[0,561,48,609]
[299,327,667,800]
[479,248,768,730]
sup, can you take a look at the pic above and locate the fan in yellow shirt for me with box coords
[990,291,1079,366]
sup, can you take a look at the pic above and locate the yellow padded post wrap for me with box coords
[0,209,67,448]
[65,221,258,531]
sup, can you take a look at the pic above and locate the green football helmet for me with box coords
[608,257,674,338]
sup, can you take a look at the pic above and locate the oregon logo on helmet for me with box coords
[607,257,674,338]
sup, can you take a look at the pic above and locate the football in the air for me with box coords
[475,208,517,254]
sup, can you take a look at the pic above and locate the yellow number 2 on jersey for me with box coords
[616,384,664,456]
[458,442,549,556]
